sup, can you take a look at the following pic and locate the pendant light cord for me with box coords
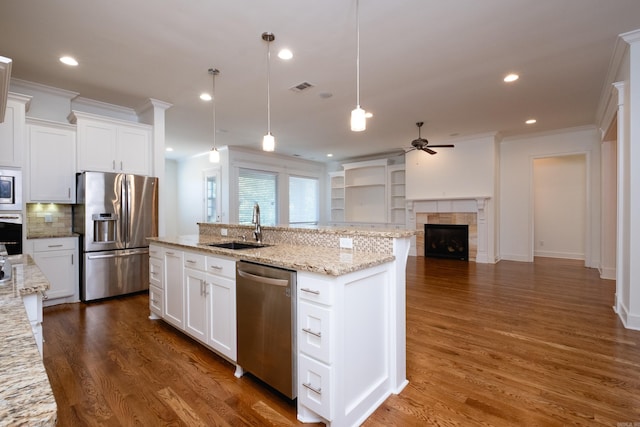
[266,39,271,134]
[355,0,360,107]
[209,68,219,149]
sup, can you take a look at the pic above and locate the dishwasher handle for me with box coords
[237,269,289,287]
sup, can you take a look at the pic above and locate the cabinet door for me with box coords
[34,249,76,300]
[117,125,150,175]
[164,250,184,329]
[77,120,117,172]
[0,97,27,167]
[207,274,236,361]
[184,268,208,342]
[28,124,76,202]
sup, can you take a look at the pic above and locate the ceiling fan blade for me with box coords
[428,144,455,148]
[422,147,437,155]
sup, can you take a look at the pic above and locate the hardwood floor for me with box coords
[42,257,640,426]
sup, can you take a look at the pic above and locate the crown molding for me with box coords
[10,78,79,99]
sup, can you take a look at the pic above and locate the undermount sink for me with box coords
[207,241,270,250]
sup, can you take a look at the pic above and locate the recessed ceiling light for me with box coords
[365,112,373,118]
[278,49,293,60]
[327,153,333,157]
[200,93,212,101]
[166,147,174,152]
[504,73,519,83]
[525,119,537,124]
[59,56,78,66]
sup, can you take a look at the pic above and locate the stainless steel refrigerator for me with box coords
[74,171,158,301]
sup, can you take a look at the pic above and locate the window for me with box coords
[289,176,319,225]
[238,168,277,226]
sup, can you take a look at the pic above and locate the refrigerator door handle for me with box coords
[87,249,149,260]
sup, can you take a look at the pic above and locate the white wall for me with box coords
[163,159,179,237]
[500,127,601,265]
[405,134,497,200]
[533,155,586,259]
[176,153,214,235]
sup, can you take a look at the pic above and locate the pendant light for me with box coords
[351,0,366,132]
[262,32,275,152]
[208,68,220,163]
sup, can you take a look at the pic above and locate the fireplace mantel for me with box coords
[407,197,492,263]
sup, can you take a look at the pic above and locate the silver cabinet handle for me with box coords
[68,187,71,198]
[302,382,322,395]
[185,259,197,264]
[301,288,320,295]
[209,264,223,270]
[47,244,64,248]
[302,327,321,338]
[112,160,116,170]
[120,161,123,171]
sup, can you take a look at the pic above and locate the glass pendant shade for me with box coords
[209,147,220,163]
[351,105,366,131]
[262,133,275,152]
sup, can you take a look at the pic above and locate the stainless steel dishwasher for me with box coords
[236,260,297,399]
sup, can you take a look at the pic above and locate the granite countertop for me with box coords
[0,255,57,426]
[150,235,396,276]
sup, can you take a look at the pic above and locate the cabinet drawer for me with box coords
[206,255,235,279]
[298,354,332,421]
[183,251,206,271]
[298,274,334,306]
[149,257,164,288]
[149,244,164,259]
[33,237,76,252]
[298,301,331,364]
[149,285,163,317]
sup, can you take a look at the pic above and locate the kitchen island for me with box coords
[150,224,413,427]
[0,255,57,426]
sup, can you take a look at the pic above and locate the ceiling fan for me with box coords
[405,122,454,155]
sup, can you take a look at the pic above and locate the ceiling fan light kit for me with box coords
[406,121,455,155]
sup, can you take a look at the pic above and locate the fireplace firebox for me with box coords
[424,224,469,261]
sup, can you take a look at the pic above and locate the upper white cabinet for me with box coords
[26,119,76,203]
[70,111,152,176]
[0,93,31,167]
[343,159,388,223]
[329,171,345,222]
[388,165,406,226]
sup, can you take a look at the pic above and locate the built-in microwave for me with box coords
[0,169,22,210]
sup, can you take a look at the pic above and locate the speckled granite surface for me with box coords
[0,255,57,426]
[149,234,396,276]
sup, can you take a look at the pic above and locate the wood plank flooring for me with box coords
[42,257,640,426]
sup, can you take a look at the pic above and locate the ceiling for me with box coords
[2,0,640,162]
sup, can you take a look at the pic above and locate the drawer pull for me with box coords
[302,327,321,338]
[209,265,223,270]
[301,288,320,295]
[302,382,322,395]
[186,259,197,264]
[47,244,64,248]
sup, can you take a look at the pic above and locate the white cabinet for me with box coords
[148,244,164,318]
[184,251,208,342]
[155,246,237,362]
[297,263,392,426]
[205,255,236,361]
[388,165,406,226]
[26,119,76,203]
[70,111,152,175]
[22,292,43,357]
[343,159,387,223]
[163,249,184,329]
[0,93,30,167]
[30,237,79,306]
[329,171,345,222]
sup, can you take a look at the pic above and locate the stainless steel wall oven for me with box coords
[0,213,22,255]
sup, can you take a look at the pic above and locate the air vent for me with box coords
[289,81,315,93]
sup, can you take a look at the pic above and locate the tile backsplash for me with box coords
[26,203,74,238]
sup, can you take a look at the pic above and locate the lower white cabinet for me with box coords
[22,292,43,357]
[163,249,184,329]
[148,244,164,318]
[152,245,237,362]
[30,237,79,306]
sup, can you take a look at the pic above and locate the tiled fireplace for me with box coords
[408,197,490,263]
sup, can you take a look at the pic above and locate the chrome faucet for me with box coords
[252,203,262,243]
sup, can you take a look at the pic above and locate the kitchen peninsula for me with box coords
[0,255,57,426]
[149,223,413,427]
